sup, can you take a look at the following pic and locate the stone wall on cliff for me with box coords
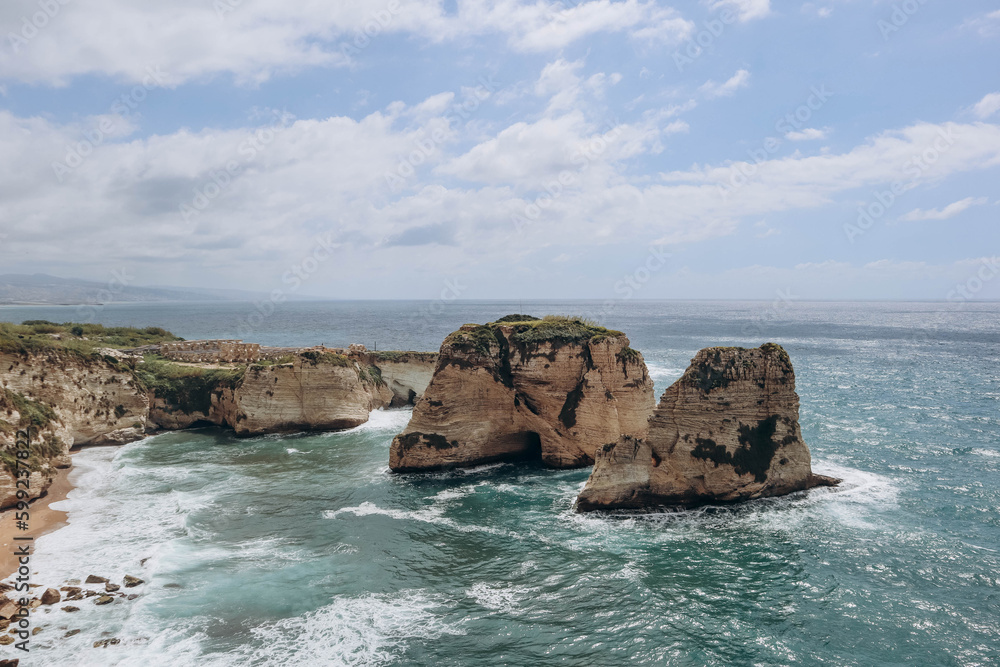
[390,316,655,472]
[576,344,838,512]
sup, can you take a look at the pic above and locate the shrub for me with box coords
[132,358,245,414]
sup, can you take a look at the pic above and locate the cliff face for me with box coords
[368,352,437,407]
[389,317,655,472]
[230,353,392,435]
[576,344,838,512]
[0,346,400,508]
[0,350,149,507]
[145,351,394,435]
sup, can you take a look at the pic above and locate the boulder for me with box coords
[0,598,17,619]
[123,575,144,588]
[577,344,840,511]
[85,575,108,584]
[40,588,60,605]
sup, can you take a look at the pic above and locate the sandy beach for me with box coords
[0,463,74,581]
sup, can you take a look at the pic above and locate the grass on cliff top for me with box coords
[299,349,350,366]
[0,321,182,358]
[132,357,245,414]
[444,315,625,354]
[491,315,624,344]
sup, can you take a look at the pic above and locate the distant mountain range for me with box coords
[0,273,319,305]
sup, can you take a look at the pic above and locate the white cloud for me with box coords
[898,197,989,222]
[699,69,751,99]
[705,0,771,22]
[785,127,828,141]
[973,93,1000,119]
[0,0,693,85]
[961,9,1000,37]
[754,221,780,238]
[3,74,1000,295]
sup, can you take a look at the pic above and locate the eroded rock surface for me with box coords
[390,316,655,472]
[577,344,839,511]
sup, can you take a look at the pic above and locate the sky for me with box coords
[0,0,998,302]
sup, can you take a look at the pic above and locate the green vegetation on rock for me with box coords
[0,321,182,358]
[0,388,57,431]
[444,315,624,356]
[0,388,63,475]
[299,350,350,366]
[617,347,641,363]
[496,315,624,344]
[443,325,500,356]
[358,364,385,387]
[132,358,245,414]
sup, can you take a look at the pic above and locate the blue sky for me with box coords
[0,0,998,302]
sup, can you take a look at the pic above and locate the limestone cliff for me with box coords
[576,344,839,512]
[0,349,149,508]
[230,351,392,435]
[390,316,655,472]
[143,350,393,435]
[0,324,411,509]
[368,352,437,407]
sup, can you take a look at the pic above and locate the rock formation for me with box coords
[576,344,839,511]
[390,316,655,472]
[0,323,435,509]
[0,348,149,507]
[143,349,394,435]
[368,352,438,407]
[228,351,392,435]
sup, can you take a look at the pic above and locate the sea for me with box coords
[1,299,998,666]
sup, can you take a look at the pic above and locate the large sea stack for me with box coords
[389,316,655,472]
[576,343,839,511]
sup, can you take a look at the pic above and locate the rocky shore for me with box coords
[0,572,145,651]
[0,321,437,510]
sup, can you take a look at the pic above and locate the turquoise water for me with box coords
[6,301,1000,666]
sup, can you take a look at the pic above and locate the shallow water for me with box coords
[5,300,999,666]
